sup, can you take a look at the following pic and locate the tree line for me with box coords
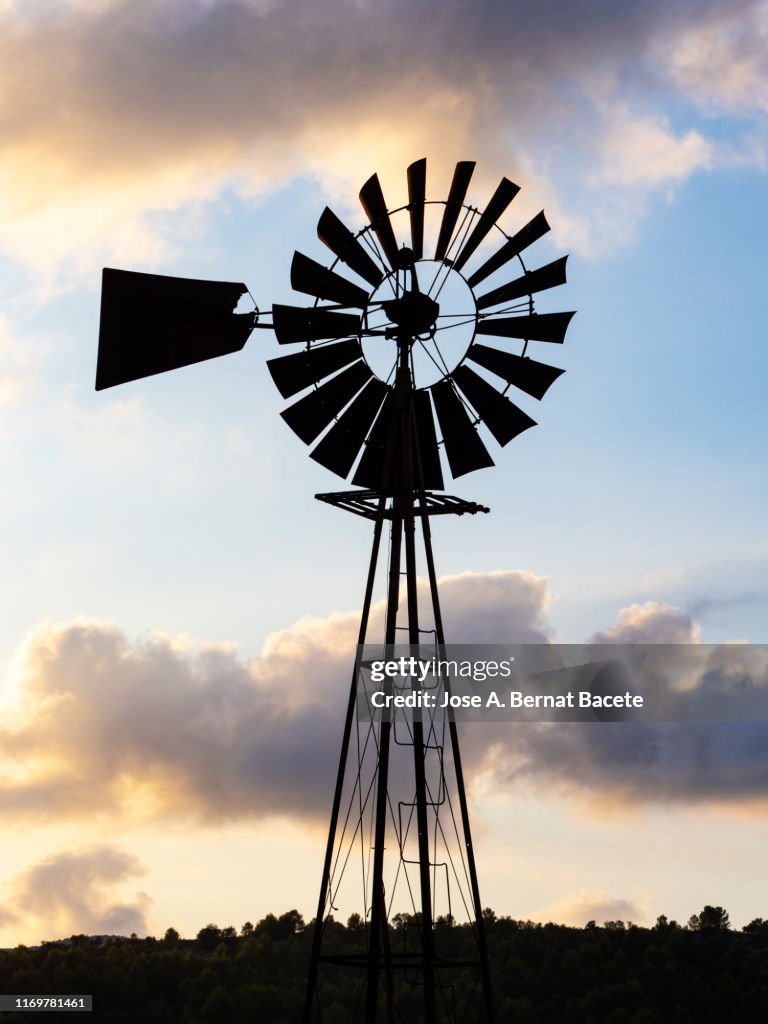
[1,905,767,1022]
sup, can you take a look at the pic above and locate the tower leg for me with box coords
[366,505,402,1023]
[420,508,495,1024]
[405,507,437,1023]
[303,504,386,1024]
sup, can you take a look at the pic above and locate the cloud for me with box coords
[688,593,768,620]
[427,569,552,644]
[0,846,152,943]
[480,641,768,808]
[656,2,768,115]
[639,555,768,633]
[0,0,763,279]
[3,583,768,825]
[531,888,645,927]
[589,600,700,644]
[591,108,714,188]
[0,570,550,825]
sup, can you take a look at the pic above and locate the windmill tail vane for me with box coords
[95,157,574,1023]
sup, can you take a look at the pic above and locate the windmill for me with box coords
[95,158,574,1023]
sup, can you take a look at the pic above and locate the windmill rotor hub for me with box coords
[382,290,439,337]
[396,245,415,269]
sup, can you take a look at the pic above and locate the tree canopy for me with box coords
[0,905,766,1023]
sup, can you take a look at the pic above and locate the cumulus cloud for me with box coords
[434,569,552,644]
[0,846,152,943]
[589,600,700,644]
[531,889,646,927]
[0,0,762,278]
[480,639,768,807]
[3,581,768,824]
[0,570,549,825]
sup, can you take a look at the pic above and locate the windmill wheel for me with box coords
[267,158,575,490]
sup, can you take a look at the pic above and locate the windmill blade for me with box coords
[476,256,568,311]
[452,365,536,446]
[352,392,396,489]
[467,211,551,289]
[466,343,564,400]
[430,379,494,478]
[267,338,363,399]
[272,304,362,344]
[477,311,575,344]
[352,389,444,490]
[317,207,384,288]
[359,174,400,270]
[407,158,426,261]
[291,252,369,308]
[311,378,389,478]
[281,360,372,444]
[95,268,252,391]
[452,178,520,273]
[412,389,444,490]
[434,161,475,262]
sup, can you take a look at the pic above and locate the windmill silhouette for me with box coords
[96,158,574,1023]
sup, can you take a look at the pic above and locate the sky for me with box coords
[1,0,768,945]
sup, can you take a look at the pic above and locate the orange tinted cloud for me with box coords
[0,846,152,944]
[589,600,699,643]
[0,0,759,276]
[3,583,766,824]
[530,888,645,927]
[0,570,550,825]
